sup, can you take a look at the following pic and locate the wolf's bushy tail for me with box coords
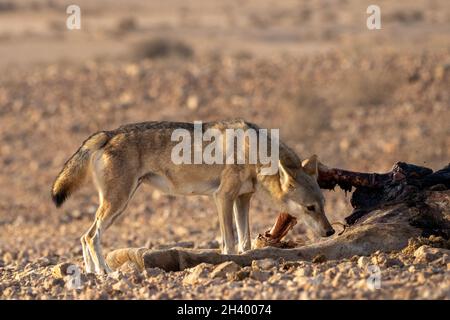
[51,132,110,207]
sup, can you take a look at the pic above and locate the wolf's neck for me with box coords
[257,173,283,201]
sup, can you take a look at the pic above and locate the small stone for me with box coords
[371,252,388,267]
[357,256,370,269]
[108,270,123,281]
[416,273,426,284]
[228,270,250,281]
[250,270,271,282]
[36,257,52,267]
[52,262,75,279]
[2,252,14,265]
[336,261,354,274]
[183,263,212,285]
[251,258,277,270]
[210,261,241,279]
[70,209,82,219]
[295,266,313,277]
[414,245,450,263]
[151,190,162,201]
[144,267,164,278]
[294,275,309,286]
[386,257,404,268]
[112,279,131,292]
[125,64,139,77]
[354,279,368,290]
[3,287,15,298]
[324,267,337,279]
[268,273,292,283]
[186,95,199,110]
[331,272,343,287]
[52,278,66,287]
[312,254,327,264]
[348,267,361,278]
[118,261,142,275]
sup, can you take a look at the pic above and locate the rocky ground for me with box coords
[0,51,449,299]
[0,0,449,300]
[1,237,449,299]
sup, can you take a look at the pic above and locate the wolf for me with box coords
[51,120,334,274]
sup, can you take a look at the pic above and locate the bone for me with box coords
[253,212,298,249]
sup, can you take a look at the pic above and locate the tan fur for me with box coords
[51,120,334,274]
[51,132,110,207]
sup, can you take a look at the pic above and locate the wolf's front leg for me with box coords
[233,193,252,252]
[214,192,237,254]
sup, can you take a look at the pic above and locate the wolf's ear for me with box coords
[279,160,293,191]
[301,154,319,180]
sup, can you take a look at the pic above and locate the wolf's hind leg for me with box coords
[84,162,139,274]
[80,222,96,273]
[233,193,252,253]
[87,217,112,274]
[86,179,139,274]
[85,197,132,274]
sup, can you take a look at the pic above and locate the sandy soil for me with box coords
[0,0,449,299]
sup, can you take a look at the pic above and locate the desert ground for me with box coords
[0,0,449,299]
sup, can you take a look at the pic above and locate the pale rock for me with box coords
[414,246,450,263]
[357,256,370,269]
[112,279,131,292]
[119,261,141,274]
[295,266,312,277]
[331,272,344,287]
[324,267,337,279]
[294,275,309,286]
[416,273,426,284]
[312,254,327,263]
[186,95,199,110]
[227,269,250,281]
[144,267,164,278]
[348,267,361,278]
[251,258,277,270]
[371,252,388,267]
[51,262,76,279]
[337,261,353,272]
[210,261,241,279]
[354,279,368,290]
[250,270,271,282]
[108,270,123,281]
[183,263,213,285]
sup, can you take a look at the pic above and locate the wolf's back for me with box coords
[51,132,110,207]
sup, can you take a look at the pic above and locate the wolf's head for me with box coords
[277,155,335,237]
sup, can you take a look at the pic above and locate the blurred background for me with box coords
[0,0,449,257]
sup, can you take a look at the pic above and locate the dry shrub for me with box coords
[133,38,194,60]
[389,10,424,24]
[0,1,16,12]
[336,69,403,108]
[233,50,253,61]
[117,17,138,33]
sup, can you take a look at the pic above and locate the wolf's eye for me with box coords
[306,205,315,212]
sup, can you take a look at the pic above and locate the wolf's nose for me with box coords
[326,229,335,237]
